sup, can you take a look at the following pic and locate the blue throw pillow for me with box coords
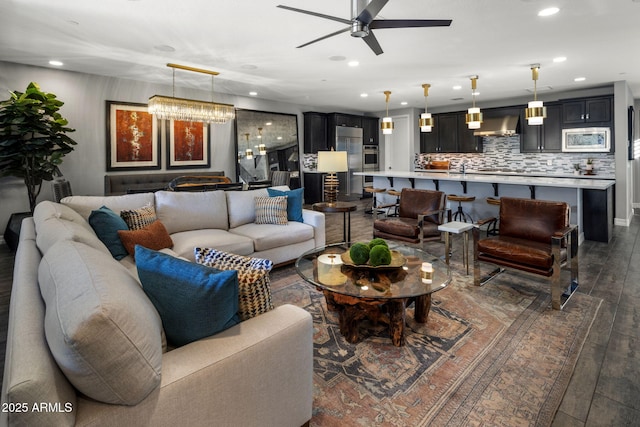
[88,206,129,260]
[135,246,240,347]
[267,187,304,222]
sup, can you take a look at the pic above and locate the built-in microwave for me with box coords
[363,145,379,168]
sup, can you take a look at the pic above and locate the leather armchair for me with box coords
[472,197,579,310]
[373,188,446,246]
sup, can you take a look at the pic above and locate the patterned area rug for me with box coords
[270,263,601,427]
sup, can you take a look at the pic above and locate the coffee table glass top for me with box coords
[295,242,451,300]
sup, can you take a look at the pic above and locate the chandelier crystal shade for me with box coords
[148,63,235,124]
[419,83,434,133]
[381,91,394,135]
[465,76,483,129]
[525,64,547,126]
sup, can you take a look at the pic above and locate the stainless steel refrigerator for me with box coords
[335,126,363,198]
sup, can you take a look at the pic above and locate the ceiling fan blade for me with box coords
[277,5,351,25]
[362,31,383,56]
[296,27,351,48]
[369,19,452,29]
[356,0,389,25]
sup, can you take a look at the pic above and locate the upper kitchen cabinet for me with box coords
[456,113,483,152]
[419,115,439,153]
[329,113,362,128]
[362,116,380,145]
[562,96,612,126]
[520,103,562,152]
[420,112,481,153]
[303,112,328,152]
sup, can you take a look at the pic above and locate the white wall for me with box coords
[0,61,314,235]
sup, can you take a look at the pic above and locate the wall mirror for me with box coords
[234,109,299,184]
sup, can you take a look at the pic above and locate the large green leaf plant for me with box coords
[0,82,77,212]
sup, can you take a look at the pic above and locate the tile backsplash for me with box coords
[415,136,615,177]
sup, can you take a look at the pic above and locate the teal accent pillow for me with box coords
[267,187,304,222]
[88,205,129,260]
[135,246,240,347]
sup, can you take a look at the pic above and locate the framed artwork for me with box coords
[562,127,611,152]
[106,101,160,171]
[166,119,210,169]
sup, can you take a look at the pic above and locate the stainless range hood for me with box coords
[473,115,520,137]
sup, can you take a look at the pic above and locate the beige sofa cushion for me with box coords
[34,201,109,256]
[225,188,269,228]
[61,193,156,220]
[38,240,163,405]
[230,221,315,252]
[171,229,255,261]
[155,190,229,234]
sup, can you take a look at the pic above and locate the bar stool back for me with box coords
[447,194,476,222]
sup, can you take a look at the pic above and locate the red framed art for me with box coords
[106,101,160,171]
[167,119,210,169]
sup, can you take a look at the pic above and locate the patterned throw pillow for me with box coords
[120,204,157,230]
[254,196,288,225]
[117,220,173,257]
[194,248,274,321]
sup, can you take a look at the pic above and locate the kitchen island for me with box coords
[355,170,615,243]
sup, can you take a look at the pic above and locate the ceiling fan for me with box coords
[277,0,452,55]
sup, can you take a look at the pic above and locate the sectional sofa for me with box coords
[1,186,323,426]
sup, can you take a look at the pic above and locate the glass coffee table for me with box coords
[295,242,451,346]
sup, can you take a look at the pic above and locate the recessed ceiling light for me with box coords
[265,122,272,126]
[360,93,368,97]
[553,56,567,63]
[249,91,258,96]
[574,77,586,82]
[348,61,359,67]
[48,60,63,66]
[401,101,408,105]
[453,85,462,90]
[538,7,559,16]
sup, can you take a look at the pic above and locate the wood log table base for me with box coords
[322,290,432,347]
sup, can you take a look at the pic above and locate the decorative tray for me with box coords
[340,250,406,269]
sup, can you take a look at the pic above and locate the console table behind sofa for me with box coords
[104,171,225,195]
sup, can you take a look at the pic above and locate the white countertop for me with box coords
[354,170,615,190]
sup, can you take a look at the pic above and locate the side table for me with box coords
[312,201,357,243]
[438,221,474,274]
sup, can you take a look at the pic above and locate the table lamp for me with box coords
[317,149,348,204]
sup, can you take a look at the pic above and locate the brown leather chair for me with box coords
[472,197,579,310]
[373,188,446,246]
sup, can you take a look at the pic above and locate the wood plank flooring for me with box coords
[0,200,638,425]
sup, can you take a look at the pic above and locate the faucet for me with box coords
[460,162,467,174]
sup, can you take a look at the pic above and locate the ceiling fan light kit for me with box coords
[525,64,547,126]
[465,75,483,130]
[148,63,235,124]
[381,90,394,135]
[277,0,452,56]
[420,83,434,133]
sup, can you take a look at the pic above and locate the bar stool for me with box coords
[447,194,476,222]
[486,197,501,235]
[364,187,386,215]
[386,189,402,216]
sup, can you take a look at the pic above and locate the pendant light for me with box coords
[525,64,547,125]
[419,84,434,133]
[465,75,483,129]
[380,90,394,135]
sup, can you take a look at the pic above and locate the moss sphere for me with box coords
[369,245,392,267]
[349,243,371,265]
[368,238,388,250]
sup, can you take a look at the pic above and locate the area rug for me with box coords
[270,264,601,427]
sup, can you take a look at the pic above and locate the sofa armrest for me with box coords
[302,208,325,248]
[75,304,313,427]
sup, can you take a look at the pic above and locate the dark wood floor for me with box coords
[1,200,638,426]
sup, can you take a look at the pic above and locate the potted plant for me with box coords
[573,163,581,175]
[0,82,77,213]
[585,158,594,172]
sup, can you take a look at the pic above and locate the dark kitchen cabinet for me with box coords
[562,96,612,125]
[520,103,562,152]
[303,173,324,204]
[456,113,483,153]
[419,115,439,152]
[329,113,362,128]
[303,112,328,152]
[362,116,379,145]
[421,112,482,153]
[436,113,458,153]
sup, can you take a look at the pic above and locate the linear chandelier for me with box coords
[148,63,235,124]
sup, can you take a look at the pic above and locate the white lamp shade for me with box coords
[526,100,546,125]
[381,117,394,135]
[317,150,348,173]
[466,107,482,129]
[420,112,433,133]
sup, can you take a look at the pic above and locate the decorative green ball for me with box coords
[349,242,370,265]
[369,245,392,267]
[368,238,388,250]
